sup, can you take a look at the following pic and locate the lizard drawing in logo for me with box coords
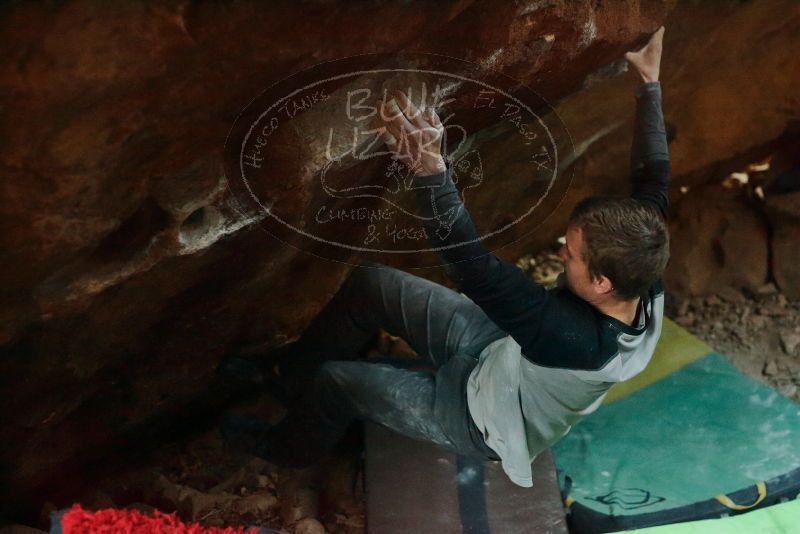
[319,104,484,242]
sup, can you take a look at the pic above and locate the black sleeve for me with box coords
[630,81,670,218]
[412,162,548,349]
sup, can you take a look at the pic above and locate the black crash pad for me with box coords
[365,423,568,534]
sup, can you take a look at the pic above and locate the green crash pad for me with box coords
[554,320,800,533]
[623,497,800,533]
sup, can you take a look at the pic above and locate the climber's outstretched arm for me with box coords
[626,26,670,218]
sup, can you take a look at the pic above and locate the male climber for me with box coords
[224,27,669,487]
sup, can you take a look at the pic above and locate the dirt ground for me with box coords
[669,285,800,402]
[60,394,365,533]
[48,247,798,534]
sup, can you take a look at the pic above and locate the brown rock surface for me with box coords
[664,184,769,295]
[765,191,800,300]
[4,0,800,522]
[487,0,800,263]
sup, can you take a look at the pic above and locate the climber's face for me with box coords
[559,225,613,302]
[560,225,591,297]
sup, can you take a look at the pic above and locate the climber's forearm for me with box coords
[413,160,490,281]
[412,160,549,350]
[630,81,669,217]
[631,82,668,166]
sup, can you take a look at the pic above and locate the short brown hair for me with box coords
[568,197,669,300]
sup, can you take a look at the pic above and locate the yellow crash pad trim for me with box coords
[605,318,712,403]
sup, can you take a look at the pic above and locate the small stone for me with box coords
[177,487,236,521]
[779,331,800,355]
[209,467,249,495]
[676,298,691,318]
[758,305,791,317]
[705,295,721,306]
[280,487,318,525]
[749,315,767,329]
[245,456,270,474]
[763,360,779,376]
[232,493,279,516]
[756,282,778,295]
[256,475,273,489]
[777,293,788,307]
[283,505,305,524]
[718,286,743,303]
[294,517,326,534]
[713,321,724,331]
[675,313,695,327]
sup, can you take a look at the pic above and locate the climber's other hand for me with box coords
[625,26,664,83]
[373,91,446,177]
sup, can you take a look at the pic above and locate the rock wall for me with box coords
[1,0,799,519]
[0,0,672,515]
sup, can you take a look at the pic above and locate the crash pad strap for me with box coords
[365,423,568,534]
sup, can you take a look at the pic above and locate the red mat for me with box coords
[53,504,274,534]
